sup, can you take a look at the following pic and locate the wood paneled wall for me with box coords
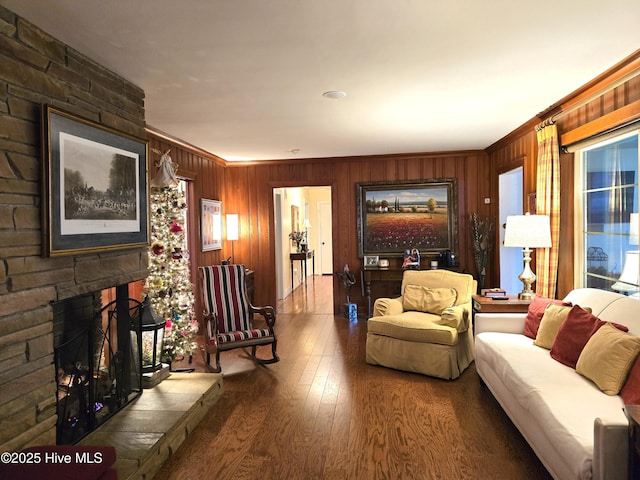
[223,151,491,315]
[147,136,491,316]
[487,50,640,299]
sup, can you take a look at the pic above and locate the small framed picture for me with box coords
[201,198,222,251]
[364,255,379,267]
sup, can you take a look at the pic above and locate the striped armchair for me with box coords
[199,264,279,372]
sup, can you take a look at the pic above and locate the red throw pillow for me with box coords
[550,305,606,369]
[524,296,572,339]
[622,356,640,405]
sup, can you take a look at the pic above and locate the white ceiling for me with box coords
[2,1,640,161]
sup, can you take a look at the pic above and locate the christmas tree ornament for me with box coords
[170,221,183,233]
[151,241,165,256]
[150,149,179,188]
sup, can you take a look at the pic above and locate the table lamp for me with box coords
[503,213,552,299]
[612,213,639,294]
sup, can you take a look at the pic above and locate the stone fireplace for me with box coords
[0,6,149,453]
[52,286,143,444]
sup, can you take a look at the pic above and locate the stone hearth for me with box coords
[79,372,223,480]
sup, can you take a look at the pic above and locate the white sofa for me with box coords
[475,288,640,480]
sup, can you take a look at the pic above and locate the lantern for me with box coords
[139,296,165,373]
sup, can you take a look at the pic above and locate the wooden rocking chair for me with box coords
[199,264,279,373]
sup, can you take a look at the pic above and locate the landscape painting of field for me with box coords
[357,180,456,256]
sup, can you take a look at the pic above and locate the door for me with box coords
[319,201,333,274]
[499,167,524,293]
[274,191,284,299]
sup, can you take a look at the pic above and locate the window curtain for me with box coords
[606,144,626,225]
[535,123,560,298]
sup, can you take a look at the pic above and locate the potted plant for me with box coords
[288,231,306,252]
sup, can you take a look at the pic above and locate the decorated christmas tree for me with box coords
[146,150,196,363]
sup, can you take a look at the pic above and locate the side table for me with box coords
[472,294,531,314]
[625,404,640,479]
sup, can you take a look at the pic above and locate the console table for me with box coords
[290,250,314,289]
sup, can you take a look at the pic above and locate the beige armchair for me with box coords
[366,269,477,379]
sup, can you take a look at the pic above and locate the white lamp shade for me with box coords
[503,214,552,248]
[226,214,239,241]
[631,213,639,246]
[611,250,639,293]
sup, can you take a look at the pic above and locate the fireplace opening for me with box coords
[53,286,143,444]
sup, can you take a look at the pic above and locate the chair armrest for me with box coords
[372,297,404,317]
[593,416,628,480]
[202,312,218,346]
[474,313,526,338]
[250,304,276,329]
[439,305,470,332]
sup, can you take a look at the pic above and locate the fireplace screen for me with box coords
[55,297,143,444]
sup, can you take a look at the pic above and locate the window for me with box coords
[577,131,639,294]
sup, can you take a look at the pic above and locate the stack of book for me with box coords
[481,288,507,298]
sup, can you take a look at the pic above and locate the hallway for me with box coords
[277,273,335,315]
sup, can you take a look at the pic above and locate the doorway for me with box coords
[499,167,524,293]
[273,186,333,300]
[274,191,284,300]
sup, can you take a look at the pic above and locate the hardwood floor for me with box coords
[156,275,552,480]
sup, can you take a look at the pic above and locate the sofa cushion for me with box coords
[402,285,457,314]
[550,305,604,368]
[550,305,629,369]
[621,356,640,404]
[533,304,573,349]
[401,270,474,306]
[367,311,458,345]
[524,296,572,339]
[577,323,640,395]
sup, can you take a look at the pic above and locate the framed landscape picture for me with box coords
[41,105,149,256]
[357,179,458,257]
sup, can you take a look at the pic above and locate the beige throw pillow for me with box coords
[533,304,573,349]
[576,323,640,395]
[402,285,457,314]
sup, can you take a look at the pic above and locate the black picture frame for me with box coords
[41,105,149,256]
[357,178,458,257]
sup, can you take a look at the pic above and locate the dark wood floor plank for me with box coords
[155,275,552,480]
